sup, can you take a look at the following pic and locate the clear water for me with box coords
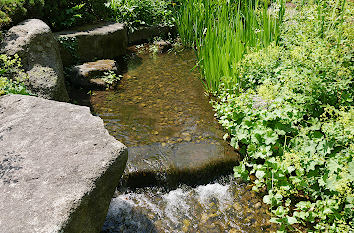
[80,46,275,232]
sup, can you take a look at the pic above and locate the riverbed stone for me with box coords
[153,40,172,53]
[0,19,69,102]
[122,141,239,188]
[0,94,128,233]
[56,22,127,66]
[70,60,119,88]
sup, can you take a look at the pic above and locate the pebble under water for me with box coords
[80,46,275,232]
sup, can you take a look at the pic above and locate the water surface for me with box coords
[86,46,274,232]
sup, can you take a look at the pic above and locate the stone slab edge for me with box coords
[0,94,128,233]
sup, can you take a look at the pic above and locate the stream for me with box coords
[75,46,275,232]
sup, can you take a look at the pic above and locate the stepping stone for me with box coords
[0,95,128,233]
[70,59,119,89]
[122,141,240,188]
[56,22,127,66]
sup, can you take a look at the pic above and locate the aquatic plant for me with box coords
[101,70,122,87]
[176,0,285,92]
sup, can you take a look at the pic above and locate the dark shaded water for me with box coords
[79,46,274,232]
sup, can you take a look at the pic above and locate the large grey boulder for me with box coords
[56,22,127,66]
[0,19,69,102]
[0,94,128,233]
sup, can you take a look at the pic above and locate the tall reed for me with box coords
[176,0,285,93]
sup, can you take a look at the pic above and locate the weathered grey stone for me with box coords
[56,22,127,66]
[0,94,128,233]
[128,25,176,45]
[0,19,69,102]
[123,141,239,187]
[70,59,118,88]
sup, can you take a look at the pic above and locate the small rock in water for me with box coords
[233,202,242,211]
[152,130,159,135]
[70,59,119,88]
[229,229,240,233]
[254,202,262,209]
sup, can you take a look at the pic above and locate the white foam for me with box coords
[162,188,191,225]
[195,183,231,207]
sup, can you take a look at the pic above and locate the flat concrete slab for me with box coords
[56,22,127,66]
[0,95,128,233]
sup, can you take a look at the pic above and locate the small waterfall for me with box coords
[102,176,274,233]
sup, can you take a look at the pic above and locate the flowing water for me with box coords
[102,176,274,233]
[76,46,275,232]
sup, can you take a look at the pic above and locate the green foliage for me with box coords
[0,0,44,29]
[0,54,29,95]
[101,70,121,87]
[213,1,353,232]
[42,0,110,30]
[57,36,79,61]
[107,0,175,28]
[177,0,285,92]
[0,0,109,30]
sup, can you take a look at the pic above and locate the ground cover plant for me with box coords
[178,0,353,232]
[210,1,352,232]
[0,54,28,95]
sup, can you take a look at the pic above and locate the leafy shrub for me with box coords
[0,0,44,29]
[0,54,29,95]
[213,1,353,232]
[42,0,110,30]
[0,0,109,31]
[107,0,175,28]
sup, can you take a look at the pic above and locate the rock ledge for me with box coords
[0,94,128,233]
